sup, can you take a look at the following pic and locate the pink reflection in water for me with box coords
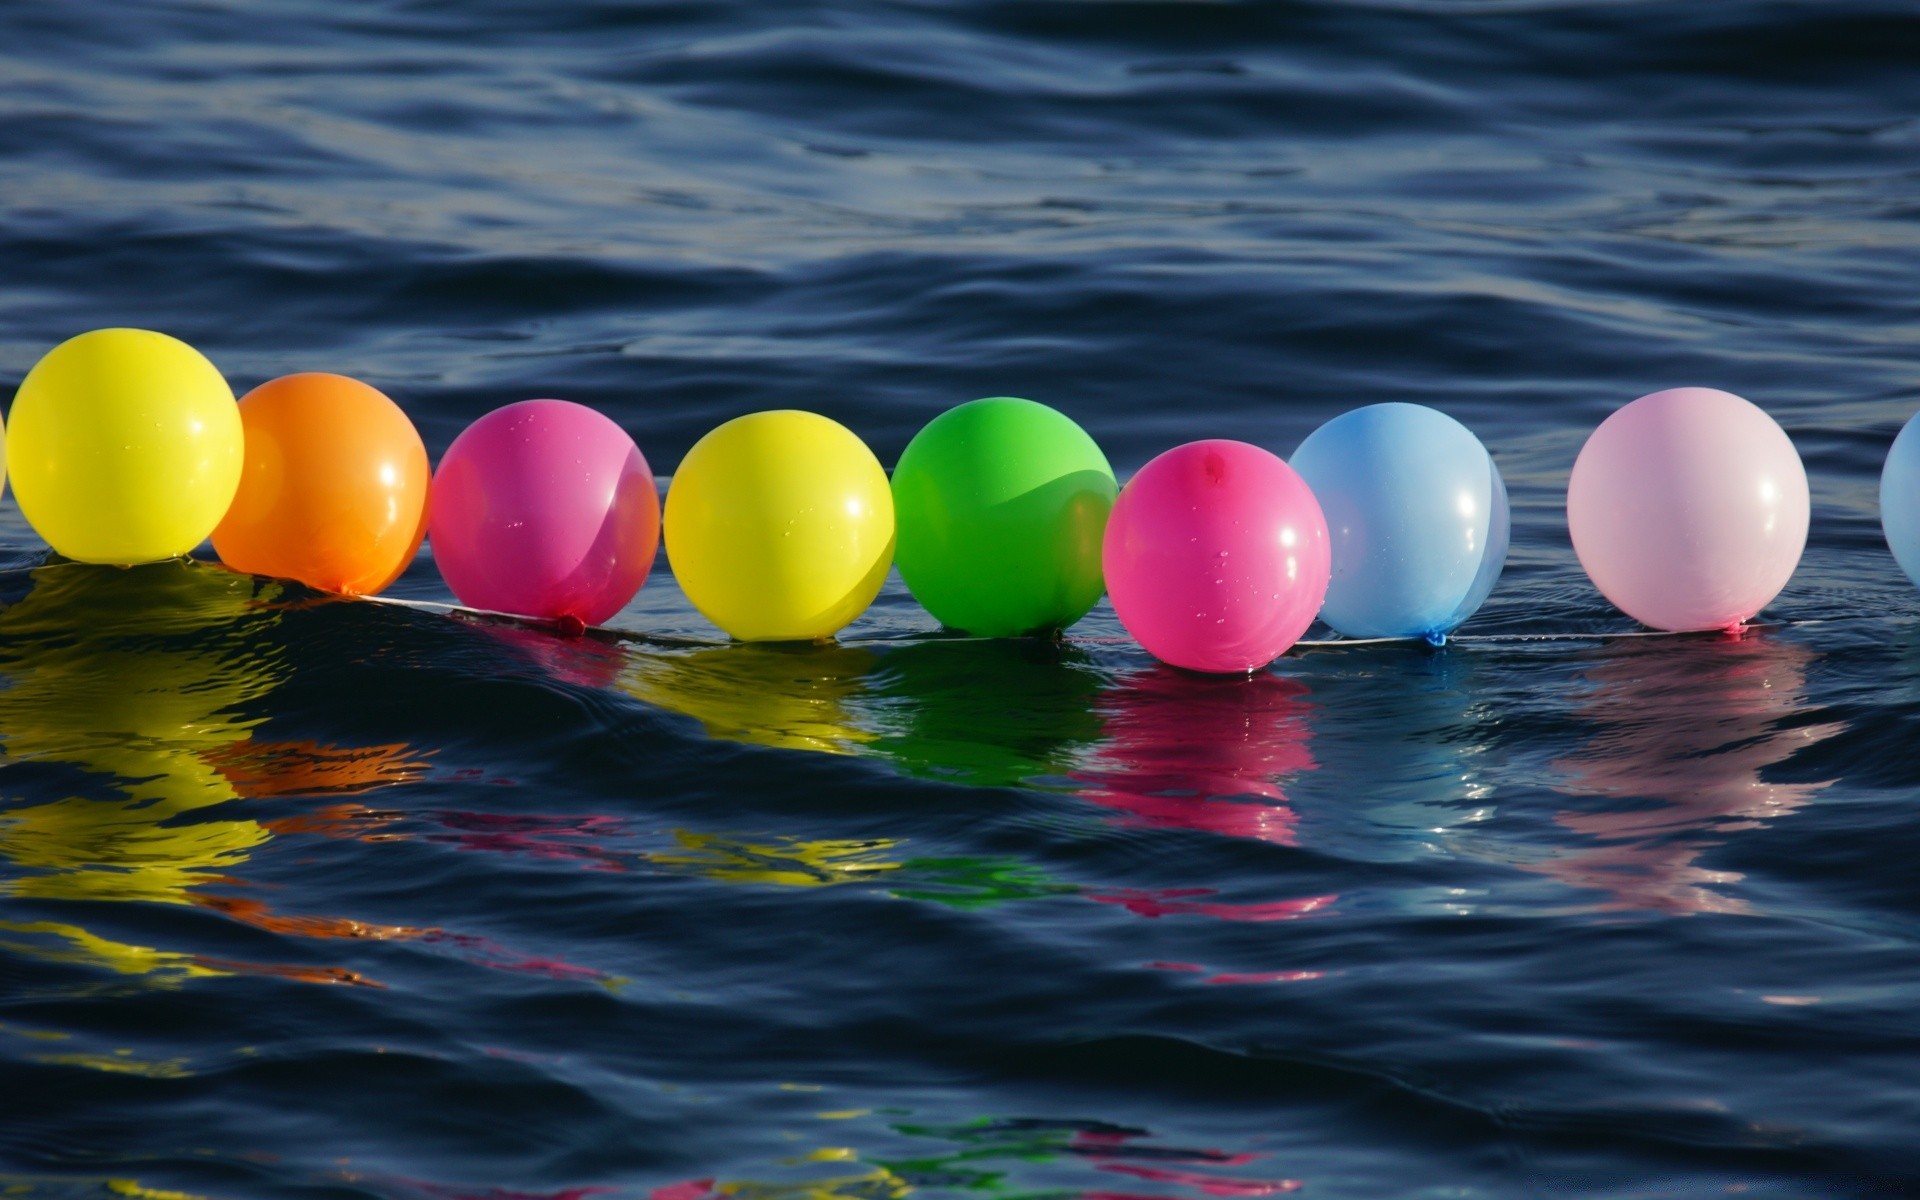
[1144,962,1323,986]
[1069,1129,1301,1197]
[427,811,633,873]
[1069,1130,1256,1163]
[1073,669,1317,845]
[1210,969,1322,985]
[470,619,630,691]
[1088,889,1335,922]
[1095,1164,1304,1196]
[1538,636,1842,916]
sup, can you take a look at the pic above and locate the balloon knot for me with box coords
[553,614,588,638]
[1424,629,1448,648]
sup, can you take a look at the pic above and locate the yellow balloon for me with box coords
[8,328,243,564]
[665,410,894,641]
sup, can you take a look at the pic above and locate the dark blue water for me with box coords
[5,2,1920,1196]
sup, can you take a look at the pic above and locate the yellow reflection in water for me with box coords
[0,561,429,983]
[107,1182,205,1200]
[652,832,903,888]
[614,637,1114,790]
[0,563,282,907]
[0,1178,207,1200]
[1540,635,1843,916]
[619,643,884,756]
[32,1049,191,1078]
[0,917,216,982]
[650,1147,910,1200]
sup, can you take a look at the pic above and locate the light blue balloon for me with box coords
[1289,403,1509,642]
[1880,410,1920,590]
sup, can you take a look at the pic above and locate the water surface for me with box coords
[3,2,1920,1197]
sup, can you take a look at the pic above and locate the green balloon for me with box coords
[892,397,1117,637]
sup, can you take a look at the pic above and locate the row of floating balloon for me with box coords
[0,326,1832,675]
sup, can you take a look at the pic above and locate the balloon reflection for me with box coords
[614,639,1097,907]
[612,636,1319,841]
[1537,635,1841,916]
[653,832,905,888]
[1074,667,1317,846]
[644,828,1077,911]
[659,1151,910,1200]
[907,659,1338,942]
[609,634,1333,932]
[647,1115,1299,1200]
[866,639,1106,789]
[614,637,1109,786]
[0,561,430,983]
[469,617,629,692]
[0,562,286,908]
[618,642,884,756]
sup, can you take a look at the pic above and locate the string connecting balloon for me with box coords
[1,327,1837,675]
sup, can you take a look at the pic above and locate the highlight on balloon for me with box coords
[0,326,1859,676]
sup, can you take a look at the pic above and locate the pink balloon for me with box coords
[1567,387,1807,633]
[429,399,660,626]
[1102,440,1330,674]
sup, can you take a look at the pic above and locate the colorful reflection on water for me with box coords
[0,562,439,986]
[612,638,1318,834]
[648,1114,1303,1200]
[1075,667,1315,845]
[1538,635,1842,916]
[605,634,1334,928]
[620,642,884,758]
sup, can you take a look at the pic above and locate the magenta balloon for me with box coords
[429,399,661,626]
[1102,440,1330,674]
[1567,387,1807,632]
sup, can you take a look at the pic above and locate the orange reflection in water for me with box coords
[262,802,409,842]
[213,739,433,800]
[1537,635,1842,916]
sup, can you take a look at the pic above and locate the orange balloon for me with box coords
[213,373,429,595]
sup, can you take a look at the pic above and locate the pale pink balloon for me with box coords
[1567,387,1807,632]
[1102,440,1330,674]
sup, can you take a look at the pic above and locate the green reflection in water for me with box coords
[649,831,1074,911]
[619,638,1108,910]
[865,639,1107,790]
[615,638,1108,789]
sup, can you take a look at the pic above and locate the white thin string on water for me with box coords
[358,593,1849,650]
[0,558,1863,650]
